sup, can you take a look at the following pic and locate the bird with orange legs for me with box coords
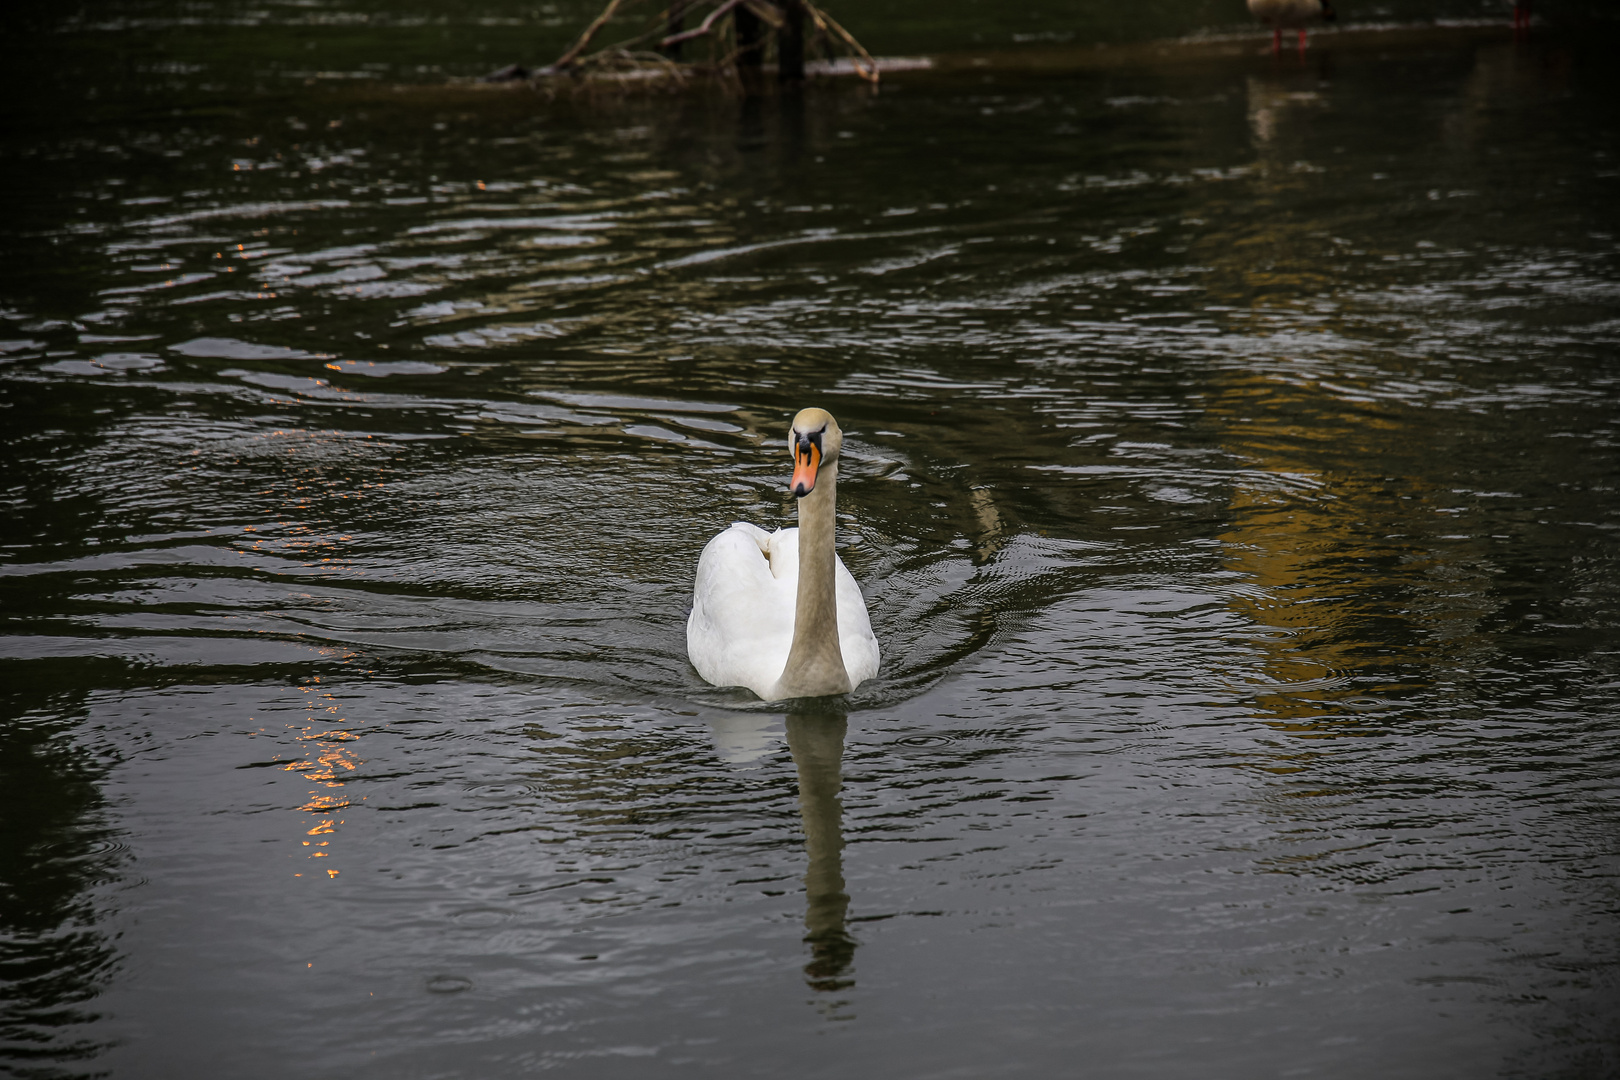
[1249,0,1336,55]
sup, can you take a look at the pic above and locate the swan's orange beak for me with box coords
[790,439,820,498]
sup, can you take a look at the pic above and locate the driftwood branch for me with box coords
[660,0,741,48]
[803,0,878,82]
[552,0,639,70]
[741,0,786,31]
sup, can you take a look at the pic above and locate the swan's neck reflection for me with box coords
[785,713,854,991]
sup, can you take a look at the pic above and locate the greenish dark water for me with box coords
[2,3,1619,1078]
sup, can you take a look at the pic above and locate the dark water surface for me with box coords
[2,9,1619,1079]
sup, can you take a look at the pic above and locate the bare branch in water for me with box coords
[803,0,878,83]
[552,0,641,70]
[542,0,877,88]
[660,0,742,48]
[741,0,786,31]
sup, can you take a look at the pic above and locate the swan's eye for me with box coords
[792,429,823,458]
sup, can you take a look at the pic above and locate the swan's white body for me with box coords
[688,523,880,701]
[686,408,880,702]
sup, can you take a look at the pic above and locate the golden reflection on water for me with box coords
[1201,64,1510,755]
[1203,68,1412,745]
[784,713,854,992]
[282,676,362,878]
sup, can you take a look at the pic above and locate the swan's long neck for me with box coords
[777,463,850,698]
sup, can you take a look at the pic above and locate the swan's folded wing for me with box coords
[763,526,799,581]
[833,556,881,687]
[687,525,795,696]
[727,521,774,552]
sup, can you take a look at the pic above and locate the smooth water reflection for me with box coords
[1,15,1619,1080]
[786,713,855,992]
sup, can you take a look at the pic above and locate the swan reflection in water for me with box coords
[785,712,854,991]
[704,709,855,989]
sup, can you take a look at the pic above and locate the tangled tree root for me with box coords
[522,0,880,90]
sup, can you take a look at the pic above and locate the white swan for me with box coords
[687,408,880,701]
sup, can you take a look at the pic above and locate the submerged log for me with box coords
[480,63,531,82]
